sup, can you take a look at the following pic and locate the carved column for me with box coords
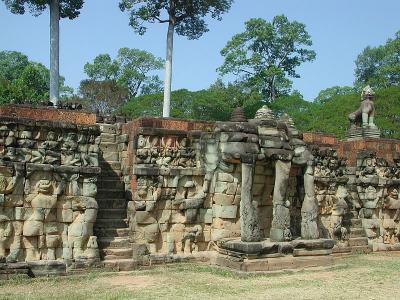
[240,155,262,242]
[301,164,319,239]
[270,160,292,242]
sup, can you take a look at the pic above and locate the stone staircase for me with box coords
[333,210,370,254]
[94,124,135,270]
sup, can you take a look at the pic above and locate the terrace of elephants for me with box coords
[0,88,399,275]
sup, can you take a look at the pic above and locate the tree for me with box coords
[83,54,119,81]
[2,0,84,105]
[0,51,29,81]
[0,50,71,104]
[218,16,316,102]
[314,86,355,104]
[119,0,234,117]
[79,80,129,115]
[355,31,400,89]
[84,48,163,98]
[121,81,262,121]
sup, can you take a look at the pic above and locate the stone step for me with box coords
[346,210,359,219]
[350,245,371,254]
[100,161,122,171]
[100,133,117,143]
[95,218,127,228]
[96,190,126,200]
[101,151,120,163]
[350,228,365,238]
[98,180,125,190]
[101,248,133,259]
[350,219,362,227]
[98,237,132,249]
[94,227,130,238]
[103,259,137,271]
[96,199,127,209]
[98,123,119,135]
[97,209,126,219]
[348,237,369,247]
[99,170,122,178]
[100,142,119,153]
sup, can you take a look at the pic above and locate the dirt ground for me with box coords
[1,252,400,300]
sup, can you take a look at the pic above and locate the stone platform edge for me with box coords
[0,105,97,125]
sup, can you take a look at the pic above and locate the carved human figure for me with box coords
[331,186,349,241]
[270,160,292,242]
[362,185,381,209]
[68,212,88,259]
[301,162,319,239]
[348,85,377,128]
[61,132,80,166]
[0,214,12,261]
[23,180,57,261]
[182,225,203,254]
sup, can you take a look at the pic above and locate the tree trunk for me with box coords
[49,0,60,106]
[162,21,174,118]
[270,77,276,102]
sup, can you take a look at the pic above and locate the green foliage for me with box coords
[355,31,400,89]
[121,82,262,121]
[83,48,163,98]
[284,87,400,140]
[373,87,400,139]
[0,50,71,104]
[314,86,356,104]
[3,0,84,19]
[218,16,316,102]
[83,54,119,81]
[78,79,129,114]
[119,0,234,40]
[0,51,29,81]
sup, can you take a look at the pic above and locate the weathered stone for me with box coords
[212,205,238,219]
[270,160,291,242]
[213,193,234,206]
[240,160,262,242]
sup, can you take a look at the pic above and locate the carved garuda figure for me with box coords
[348,86,377,128]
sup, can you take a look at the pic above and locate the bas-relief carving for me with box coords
[0,119,100,263]
[126,103,397,257]
[136,135,197,168]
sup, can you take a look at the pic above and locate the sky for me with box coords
[1,0,400,101]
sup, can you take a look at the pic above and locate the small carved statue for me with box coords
[348,85,377,128]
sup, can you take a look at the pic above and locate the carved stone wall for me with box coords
[0,115,100,263]
[120,115,312,256]
[115,117,400,257]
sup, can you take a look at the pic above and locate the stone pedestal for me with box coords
[215,238,336,272]
[217,238,334,258]
[0,262,30,279]
[347,126,381,140]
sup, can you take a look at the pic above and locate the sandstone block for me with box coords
[100,133,116,143]
[84,209,97,223]
[135,211,157,224]
[213,193,234,206]
[57,209,73,223]
[217,172,234,183]
[198,209,213,224]
[213,205,238,219]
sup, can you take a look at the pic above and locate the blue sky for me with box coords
[1,0,400,100]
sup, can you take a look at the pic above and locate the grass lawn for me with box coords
[1,252,399,300]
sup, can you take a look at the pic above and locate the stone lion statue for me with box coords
[348,86,377,128]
